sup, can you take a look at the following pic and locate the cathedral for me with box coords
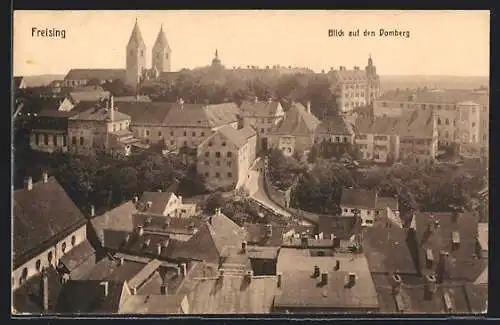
[125,19,172,90]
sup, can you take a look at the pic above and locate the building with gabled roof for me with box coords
[409,211,486,283]
[12,173,89,292]
[197,124,257,189]
[268,102,320,157]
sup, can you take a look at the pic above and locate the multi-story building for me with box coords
[373,88,489,157]
[268,102,320,157]
[354,116,400,163]
[68,97,141,157]
[115,101,172,146]
[456,101,481,158]
[12,173,89,291]
[162,100,240,152]
[397,109,438,164]
[327,56,380,114]
[240,98,285,151]
[197,125,257,189]
[314,112,356,159]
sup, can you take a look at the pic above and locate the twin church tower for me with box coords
[125,19,172,90]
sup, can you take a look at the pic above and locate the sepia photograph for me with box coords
[12,10,489,315]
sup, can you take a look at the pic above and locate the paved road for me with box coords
[242,158,291,218]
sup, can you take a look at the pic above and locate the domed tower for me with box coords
[126,19,147,91]
[152,24,172,74]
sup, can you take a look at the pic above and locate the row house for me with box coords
[268,102,320,158]
[327,56,381,114]
[353,116,400,163]
[373,89,488,157]
[314,112,356,159]
[239,98,285,151]
[12,173,90,291]
[136,190,197,219]
[398,109,438,164]
[162,100,240,152]
[63,69,126,88]
[68,97,141,157]
[197,125,257,189]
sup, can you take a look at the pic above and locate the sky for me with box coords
[13,10,490,77]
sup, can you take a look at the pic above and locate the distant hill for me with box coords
[380,75,489,92]
[14,74,66,88]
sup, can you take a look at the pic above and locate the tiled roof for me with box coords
[114,95,151,102]
[12,266,64,313]
[90,201,138,244]
[317,215,359,241]
[397,109,435,139]
[377,89,489,107]
[70,90,110,102]
[137,191,174,215]
[132,213,199,235]
[82,257,146,282]
[271,102,320,136]
[171,212,247,263]
[187,275,278,313]
[316,114,355,136]
[59,240,96,273]
[243,222,284,246]
[354,116,400,135]
[330,69,368,83]
[69,107,130,122]
[19,97,61,114]
[277,250,370,275]
[464,283,488,313]
[216,125,257,149]
[363,217,418,275]
[375,279,474,314]
[119,294,187,314]
[274,270,379,310]
[115,101,172,125]
[240,100,281,117]
[15,74,65,87]
[56,280,126,313]
[64,69,126,81]
[13,176,87,268]
[127,259,163,290]
[102,229,182,260]
[340,188,377,209]
[413,212,485,281]
[164,102,239,128]
[376,196,399,211]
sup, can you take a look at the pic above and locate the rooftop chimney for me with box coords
[24,177,33,191]
[124,234,131,244]
[265,223,273,238]
[100,281,109,298]
[268,97,272,103]
[241,241,247,254]
[41,268,49,311]
[118,257,124,266]
[180,263,187,277]
[215,207,221,216]
[90,205,95,218]
[347,272,356,287]
[320,272,328,285]
[443,292,454,312]
[136,226,144,237]
[146,201,153,210]
[334,260,340,271]
[156,243,162,255]
[277,272,282,288]
[133,196,139,204]
[451,231,460,251]
[313,265,320,278]
[42,171,48,183]
[306,101,311,114]
[425,274,437,297]
[160,283,167,295]
[178,98,184,110]
[437,251,449,283]
[143,238,151,248]
[254,96,258,103]
[392,273,402,295]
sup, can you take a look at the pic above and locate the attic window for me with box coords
[452,231,460,250]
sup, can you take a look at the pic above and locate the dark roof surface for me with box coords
[243,222,284,246]
[274,271,379,310]
[413,212,485,281]
[115,101,172,125]
[137,191,174,215]
[340,188,378,209]
[59,240,96,273]
[240,100,282,117]
[316,114,354,136]
[13,177,87,268]
[271,102,320,136]
[69,107,130,122]
[164,102,239,128]
[217,125,256,149]
[64,69,126,81]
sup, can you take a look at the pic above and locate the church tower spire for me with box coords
[212,49,221,66]
[152,24,172,73]
[126,19,147,91]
